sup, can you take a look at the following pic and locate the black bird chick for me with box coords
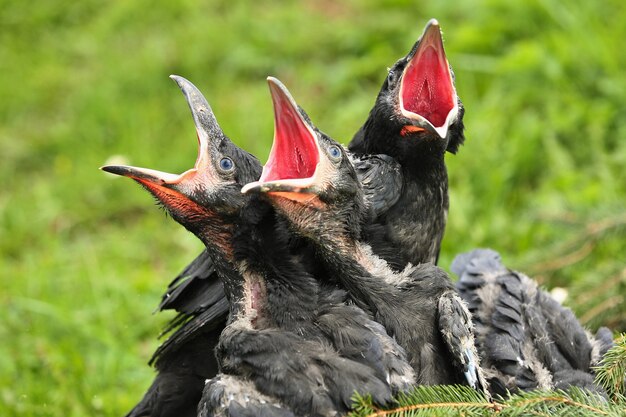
[104,76,412,416]
[350,18,465,268]
[103,76,271,417]
[243,78,486,392]
[452,249,614,397]
[109,78,232,417]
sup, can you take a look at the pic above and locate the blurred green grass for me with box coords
[1,0,625,416]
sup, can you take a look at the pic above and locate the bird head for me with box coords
[363,19,465,157]
[102,76,261,244]
[242,77,365,242]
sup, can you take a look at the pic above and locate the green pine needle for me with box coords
[350,385,625,417]
[594,334,626,401]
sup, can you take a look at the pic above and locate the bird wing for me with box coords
[353,154,403,218]
[125,252,229,417]
[437,290,488,395]
[453,248,608,396]
[151,296,229,367]
[127,300,227,417]
[126,369,205,417]
[316,295,415,393]
[157,249,222,315]
[126,299,228,417]
[454,249,551,393]
[535,290,594,369]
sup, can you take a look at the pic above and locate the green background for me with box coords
[1,0,625,415]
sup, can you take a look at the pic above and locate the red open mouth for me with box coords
[400,20,456,133]
[259,77,320,183]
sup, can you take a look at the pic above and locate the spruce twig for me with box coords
[350,385,625,417]
[594,334,626,402]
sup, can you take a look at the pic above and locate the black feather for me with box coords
[453,248,610,397]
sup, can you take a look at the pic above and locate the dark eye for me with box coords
[387,69,396,85]
[218,157,234,172]
[328,145,341,161]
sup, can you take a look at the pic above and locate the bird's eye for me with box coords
[387,69,396,85]
[218,157,234,172]
[328,145,342,161]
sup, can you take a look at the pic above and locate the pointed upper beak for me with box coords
[170,75,224,173]
[411,19,444,59]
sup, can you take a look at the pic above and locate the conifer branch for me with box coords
[509,395,608,415]
[350,385,624,417]
[594,334,626,401]
[357,401,501,416]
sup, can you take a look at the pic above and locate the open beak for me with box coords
[241,77,324,202]
[399,18,458,138]
[102,75,222,206]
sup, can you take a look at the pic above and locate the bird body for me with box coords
[349,19,465,267]
[453,248,613,396]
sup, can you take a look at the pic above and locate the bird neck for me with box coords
[315,234,394,316]
[390,160,449,265]
[400,143,448,181]
[194,221,252,321]
[272,196,363,251]
[228,203,320,330]
[194,213,237,261]
[359,111,449,171]
[187,211,266,326]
